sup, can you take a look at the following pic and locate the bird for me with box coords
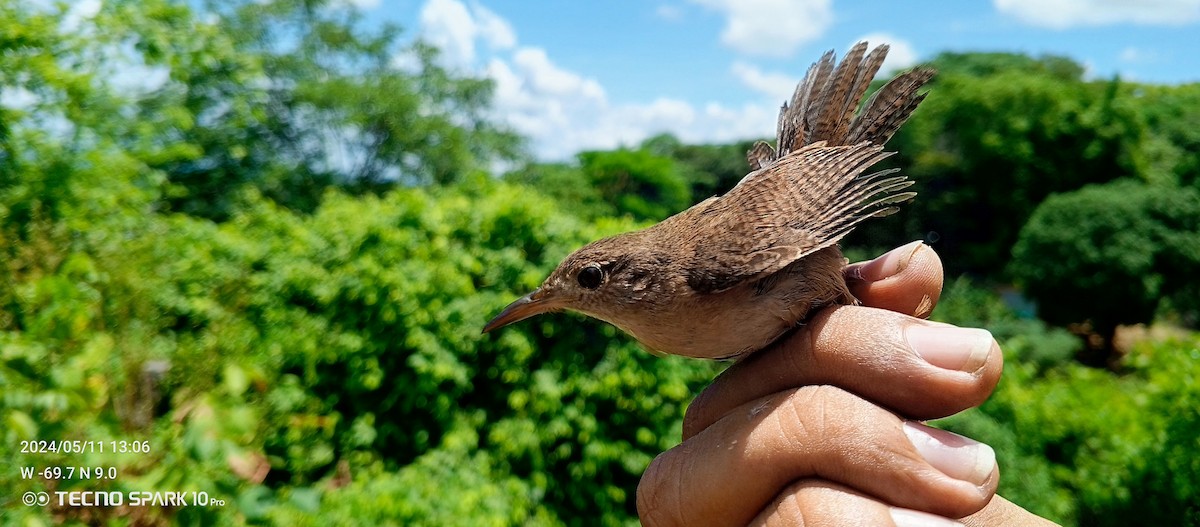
[484,42,936,360]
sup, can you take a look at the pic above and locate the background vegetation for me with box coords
[1,0,1197,525]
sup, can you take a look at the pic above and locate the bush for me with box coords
[937,335,1200,526]
[933,280,1200,526]
[1,179,721,525]
[577,148,692,221]
[1009,180,1200,359]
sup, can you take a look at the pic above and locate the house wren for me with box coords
[484,42,935,360]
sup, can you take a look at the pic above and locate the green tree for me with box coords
[1135,83,1200,188]
[575,147,692,221]
[640,133,757,200]
[1009,181,1200,363]
[503,161,614,220]
[106,0,521,219]
[861,53,1148,278]
[9,3,1200,525]
[507,140,719,223]
[927,51,1086,81]
[934,281,1200,526]
[1,1,710,524]
[1,177,720,525]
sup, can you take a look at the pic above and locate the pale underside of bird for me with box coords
[485,42,936,360]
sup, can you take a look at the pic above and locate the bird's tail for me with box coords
[747,42,935,171]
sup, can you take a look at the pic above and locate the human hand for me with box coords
[637,241,1057,526]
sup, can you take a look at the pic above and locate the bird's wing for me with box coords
[684,142,914,294]
[848,67,937,146]
[684,41,935,294]
[747,41,935,171]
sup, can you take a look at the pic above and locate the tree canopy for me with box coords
[861,52,1149,276]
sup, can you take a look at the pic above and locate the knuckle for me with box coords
[753,480,851,527]
[783,326,819,376]
[776,386,856,447]
[777,480,824,520]
[681,390,711,440]
[636,451,684,527]
[801,306,892,373]
[755,484,812,527]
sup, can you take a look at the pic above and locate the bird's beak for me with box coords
[482,289,556,333]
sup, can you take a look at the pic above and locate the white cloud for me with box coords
[487,50,778,160]
[486,50,685,159]
[656,4,685,21]
[419,0,475,65]
[994,0,1200,28]
[418,0,516,67]
[417,0,784,160]
[699,102,777,142]
[853,33,919,73]
[472,3,517,49]
[688,0,832,57]
[511,48,605,100]
[61,0,101,33]
[0,87,38,110]
[730,61,796,103]
[1118,46,1159,64]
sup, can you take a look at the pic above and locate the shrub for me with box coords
[1009,180,1200,362]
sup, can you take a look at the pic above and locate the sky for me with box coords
[15,0,1200,163]
[346,0,1200,161]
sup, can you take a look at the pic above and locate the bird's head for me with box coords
[483,233,660,334]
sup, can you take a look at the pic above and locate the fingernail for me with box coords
[846,240,924,282]
[889,507,964,527]
[905,325,994,373]
[903,422,996,487]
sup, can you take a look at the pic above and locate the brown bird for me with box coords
[484,42,935,360]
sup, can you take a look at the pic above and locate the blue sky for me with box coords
[334,1,1197,159]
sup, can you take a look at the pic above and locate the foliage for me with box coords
[864,53,1149,277]
[934,280,1200,526]
[1,173,720,524]
[12,0,522,221]
[502,162,613,220]
[927,51,1087,81]
[1134,84,1200,187]
[640,133,757,200]
[5,0,1200,524]
[2,2,714,524]
[576,147,692,221]
[932,278,1081,373]
[1009,181,1200,356]
[508,146,692,222]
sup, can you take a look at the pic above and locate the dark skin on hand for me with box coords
[637,241,1060,527]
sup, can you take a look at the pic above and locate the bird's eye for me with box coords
[577,265,604,290]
